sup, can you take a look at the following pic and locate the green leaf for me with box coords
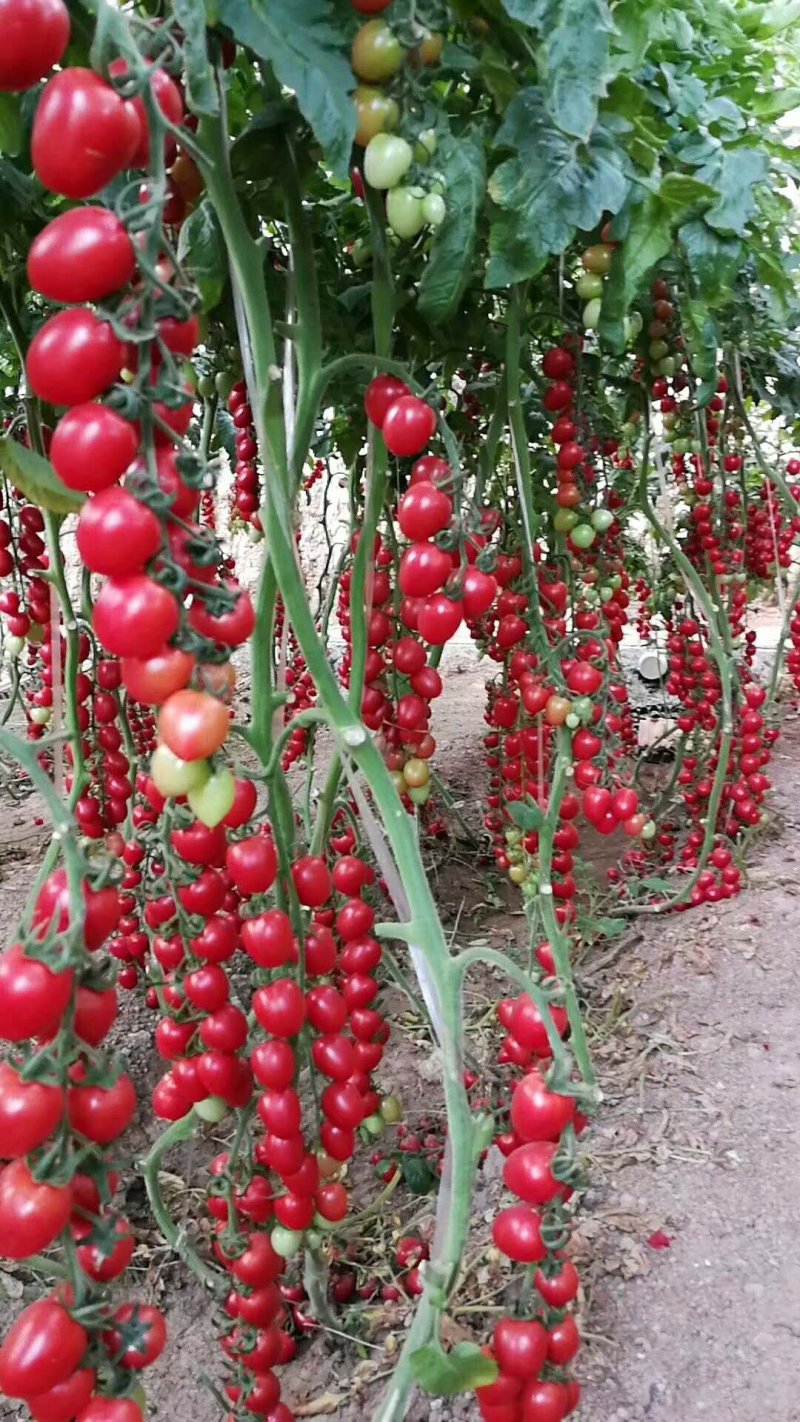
[682,296,719,405]
[543,0,615,141]
[410,1342,498,1397]
[177,200,228,312]
[172,0,218,115]
[487,91,629,287]
[216,0,356,178]
[750,87,800,120]
[678,220,743,304]
[697,146,769,234]
[419,134,486,323]
[507,798,544,831]
[0,94,22,156]
[0,438,84,516]
[497,0,548,21]
[600,175,715,348]
[399,1153,436,1195]
[594,916,627,938]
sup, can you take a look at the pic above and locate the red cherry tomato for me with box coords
[77,488,161,577]
[32,68,141,198]
[382,396,437,456]
[27,310,125,407]
[28,208,135,303]
[93,576,179,659]
[51,404,138,494]
[158,689,230,761]
[0,1300,87,1399]
[0,1158,71,1259]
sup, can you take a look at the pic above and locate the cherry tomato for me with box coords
[32,69,141,198]
[353,86,399,147]
[158,689,230,761]
[0,1060,63,1157]
[227,835,278,895]
[0,943,73,1041]
[104,1303,166,1369]
[189,584,255,647]
[93,575,179,659]
[492,1316,548,1378]
[108,60,184,168]
[0,1300,87,1399]
[351,20,404,83]
[0,0,69,92]
[120,648,194,706]
[291,856,332,906]
[78,1399,143,1422]
[0,1159,71,1259]
[51,404,138,493]
[492,1204,546,1263]
[74,1216,134,1282]
[382,396,437,456]
[77,488,161,576]
[26,1366,96,1422]
[364,374,410,428]
[27,310,125,407]
[67,1073,136,1144]
[28,208,135,303]
[241,909,294,969]
[510,1070,575,1142]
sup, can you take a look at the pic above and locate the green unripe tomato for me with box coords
[599,585,614,603]
[590,507,615,533]
[5,635,24,658]
[582,298,602,330]
[362,1112,385,1136]
[215,370,235,399]
[565,713,581,730]
[659,356,676,377]
[627,309,644,338]
[572,696,594,722]
[364,132,413,190]
[422,192,446,227]
[351,237,371,268]
[29,707,51,726]
[352,20,404,83]
[195,1096,228,1123]
[508,864,527,885]
[649,339,669,361]
[554,507,579,534]
[406,782,430,805]
[271,1226,304,1259]
[187,768,235,828]
[607,572,622,590]
[380,1094,403,1123]
[521,879,538,901]
[570,522,597,549]
[641,820,657,841]
[197,374,216,399]
[575,272,603,301]
[386,186,426,239]
[151,745,210,799]
[247,524,264,544]
[415,127,437,159]
[506,828,523,846]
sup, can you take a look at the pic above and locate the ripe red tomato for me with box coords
[382,396,437,456]
[364,374,410,427]
[534,1257,579,1307]
[547,1314,580,1365]
[0,1061,63,1158]
[32,69,141,197]
[28,208,135,303]
[315,1181,348,1221]
[104,1303,166,1369]
[73,986,118,1047]
[227,835,278,895]
[0,1300,87,1399]
[351,0,392,11]
[417,594,463,644]
[0,943,73,1041]
[399,542,452,597]
[0,0,69,92]
[491,1204,546,1263]
[108,60,184,167]
[503,1141,565,1205]
[120,648,194,706]
[241,909,294,969]
[51,404,138,493]
[78,1398,143,1422]
[0,1158,71,1259]
[398,481,453,540]
[223,777,258,829]
[158,689,230,761]
[311,1033,356,1081]
[291,856,332,907]
[520,1379,568,1421]
[77,488,161,577]
[491,1316,548,1378]
[26,1365,96,1422]
[93,575,179,659]
[74,1215,134,1282]
[253,978,306,1038]
[189,584,255,647]
[27,310,125,407]
[510,1070,575,1142]
[67,1073,136,1144]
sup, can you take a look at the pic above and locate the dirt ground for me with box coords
[2,653,800,1422]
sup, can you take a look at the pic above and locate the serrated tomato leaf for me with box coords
[419,133,486,323]
[410,1342,498,1396]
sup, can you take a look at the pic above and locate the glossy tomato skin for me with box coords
[382,396,437,457]
[158,690,230,761]
[0,943,73,1041]
[0,1300,87,1399]
[0,1061,64,1158]
[492,1317,548,1378]
[27,310,124,407]
[492,1204,546,1264]
[510,1070,575,1142]
[291,856,332,907]
[51,404,138,493]
[68,1073,136,1144]
[32,69,141,198]
[189,584,255,647]
[120,648,194,706]
[78,1398,144,1422]
[104,1303,166,1369]
[26,1365,96,1422]
[93,575,179,659]
[108,60,184,167]
[0,0,69,92]
[364,374,410,428]
[77,488,161,577]
[28,209,135,304]
[0,1159,71,1259]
